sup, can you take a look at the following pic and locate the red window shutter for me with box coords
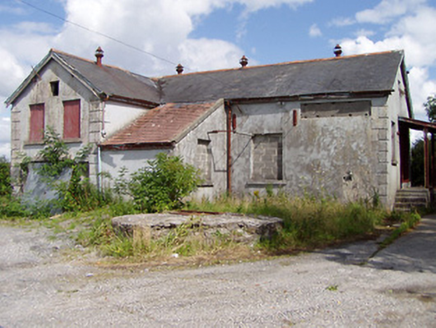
[29,104,44,142]
[63,100,81,139]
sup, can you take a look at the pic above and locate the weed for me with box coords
[326,285,338,291]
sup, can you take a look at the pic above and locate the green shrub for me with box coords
[0,196,29,218]
[129,153,202,212]
[0,156,12,196]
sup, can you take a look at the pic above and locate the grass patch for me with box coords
[0,191,422,267]
[379,211,421,248]
[188,193,388,253]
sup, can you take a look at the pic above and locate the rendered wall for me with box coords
[174,101,228,199]
[100,148,169,190]
[9,60,100,189]
[229,93,407,208]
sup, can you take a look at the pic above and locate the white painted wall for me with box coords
[103,102,149,138]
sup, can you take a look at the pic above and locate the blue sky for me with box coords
[1,0,435,158]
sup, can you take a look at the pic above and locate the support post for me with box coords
[424,128,430,188]
[225,101,232,194]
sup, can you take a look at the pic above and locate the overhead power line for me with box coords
[15,0,232,86]
[15,0,178,67]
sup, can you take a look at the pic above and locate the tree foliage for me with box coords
[0,156,12,196]
[424,95,436,123]
[411,138,425,187]
[128,153,202,212]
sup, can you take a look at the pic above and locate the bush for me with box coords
[0,156,11,196]
[129,153,202,212]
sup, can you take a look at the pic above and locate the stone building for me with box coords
[6,47,419,208]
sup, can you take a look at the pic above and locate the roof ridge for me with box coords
[160,50,403,78]
[50,48,147,76]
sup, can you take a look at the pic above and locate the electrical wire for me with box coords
[15,0,178,67]
[15,0,234,86]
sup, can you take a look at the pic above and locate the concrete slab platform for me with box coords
[112,212,283,243]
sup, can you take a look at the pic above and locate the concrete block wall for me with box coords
[251,134,283,181]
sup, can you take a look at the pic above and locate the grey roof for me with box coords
[6,49,406,107]
[159,50,405,103]
[6,49,160,106]
[53,50,160,104]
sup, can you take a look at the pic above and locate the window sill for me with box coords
[25,138,82,146]
[63,138,82,144]
[198,182,214,188]
[246,181,286,187]
[24,140,44,146]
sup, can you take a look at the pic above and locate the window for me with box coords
[196,139,212,183]
[63,100,81,139]
[391,121,398,165]
[50,81,59,96]
[251,134,283,181]
[29,104,45,142]
[301,101,371,118]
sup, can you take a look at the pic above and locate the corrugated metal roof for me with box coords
[101,102,215,147]
[159,51,404,103]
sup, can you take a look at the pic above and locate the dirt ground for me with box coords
[1,217,436,327]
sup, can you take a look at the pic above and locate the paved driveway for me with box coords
[0,216,435,327]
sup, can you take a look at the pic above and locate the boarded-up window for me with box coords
[63,100,81,139]
[196,139,212,183]
[29,104,45,142]
[252,134,283,181]
[301,101,371,118]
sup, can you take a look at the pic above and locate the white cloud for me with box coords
[408,67,436,120]
[329,17,355,27]
[354,29,375,38]
[0,0,316,155]
[309,24,322,37]
[0,5,25,15]
[355,0,427,24]
[179,38,244,71]
[237,0,313,12]
[341,4,436,121]
[0,117,10,159]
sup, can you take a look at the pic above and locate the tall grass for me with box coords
[188,193,386,251]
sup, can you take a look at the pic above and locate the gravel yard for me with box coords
[1,217,435,327]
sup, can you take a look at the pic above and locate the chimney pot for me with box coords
[95,46,104,66]
[240,55,248,68]
[334,44,342,57]
[176,63,184,74]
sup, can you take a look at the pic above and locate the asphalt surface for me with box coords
[0,215,435,327]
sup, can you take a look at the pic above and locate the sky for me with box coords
[1,0,436,159]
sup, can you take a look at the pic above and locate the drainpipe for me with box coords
[225,100,232,194]
[97,145,102,192]
[97,99,107,193]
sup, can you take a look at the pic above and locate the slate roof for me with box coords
[159,51,405,103]
[101,102,215,148]
[54,50,161,104]
[6,48,409,147]
[6,49,161,106]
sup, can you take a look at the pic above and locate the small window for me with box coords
[251,134,283,181]
[50,81,59,96]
